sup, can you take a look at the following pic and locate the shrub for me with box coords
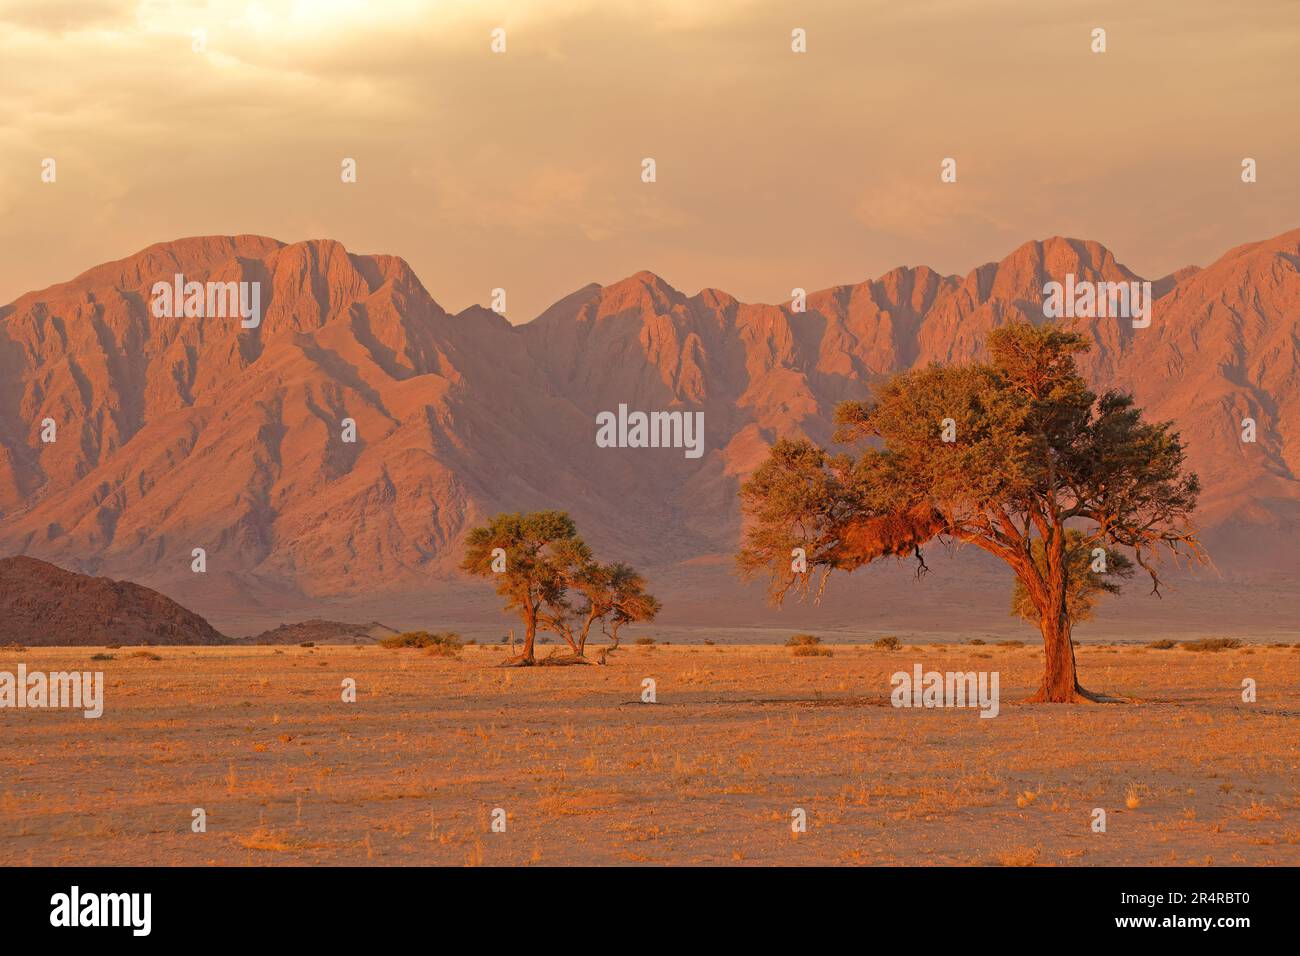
[127,650,162,661]
[997,640,1025,647]
[298,641,315,648]
[90,653,115,661]
[873,636,902,650]
[1180,638,1242,652]
[1148,639,1177,649]
[785,633,821,647]
[791,644,833,658]
[635,637,656,646]
[380,631,462,651]
[968,638,986,646]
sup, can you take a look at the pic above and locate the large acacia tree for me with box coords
[737,323,1204,702]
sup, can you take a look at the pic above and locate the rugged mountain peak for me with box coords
[1,229,1298,630]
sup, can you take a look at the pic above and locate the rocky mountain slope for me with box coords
[1,230,1297,631]
[0,555,227,645]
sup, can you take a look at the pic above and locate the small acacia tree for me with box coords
[738,323,1204,702]
[576,562,661,655]
[462,511,659,665]
[461,511,588,665]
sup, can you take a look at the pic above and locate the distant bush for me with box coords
[380,631,462,652]
[968,639,986,646]
[1180,638,1242,652]
[1148,639,1177,649]
[997,640,1025,648]
[785,634,821,647]
[792,644,833,658]
[90,653,115,661]
[298,641,315,648]
[635,637,656,646]
[127,650,162,661]
[873,636,902,650]
[703,639,715,646]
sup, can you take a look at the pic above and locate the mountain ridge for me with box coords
[2,229,1297,630]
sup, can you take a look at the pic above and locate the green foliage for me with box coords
[574,561,662,648]
[461,510,659,659]
[461,510,589,617]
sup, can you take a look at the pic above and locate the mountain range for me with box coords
[1,230,1297,638]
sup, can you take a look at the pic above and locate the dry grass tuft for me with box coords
[996,845,1040,866]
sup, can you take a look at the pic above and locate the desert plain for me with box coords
[2,640,1298,866]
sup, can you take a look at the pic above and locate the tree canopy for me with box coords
[462,510,659,665]
[738,323,1205,701]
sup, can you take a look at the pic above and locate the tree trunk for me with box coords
[576,608,600,656]
[508,614,536,665]
[1027,533,1093,702]
[1030,609,1083,701]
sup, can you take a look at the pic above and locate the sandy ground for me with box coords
[2,641,1298,866]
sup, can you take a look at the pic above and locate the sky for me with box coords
[1,0,1297,321]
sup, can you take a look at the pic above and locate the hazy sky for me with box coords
[1,0,1297,321]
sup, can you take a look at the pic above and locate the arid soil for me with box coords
[2,642,1297,866]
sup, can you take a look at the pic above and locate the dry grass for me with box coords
[791,644,833,658]
[996,845,1040,866]
[1,642,1297,866]
[1180,638,1243,652]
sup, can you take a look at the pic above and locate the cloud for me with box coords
[1,0,1297,322]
